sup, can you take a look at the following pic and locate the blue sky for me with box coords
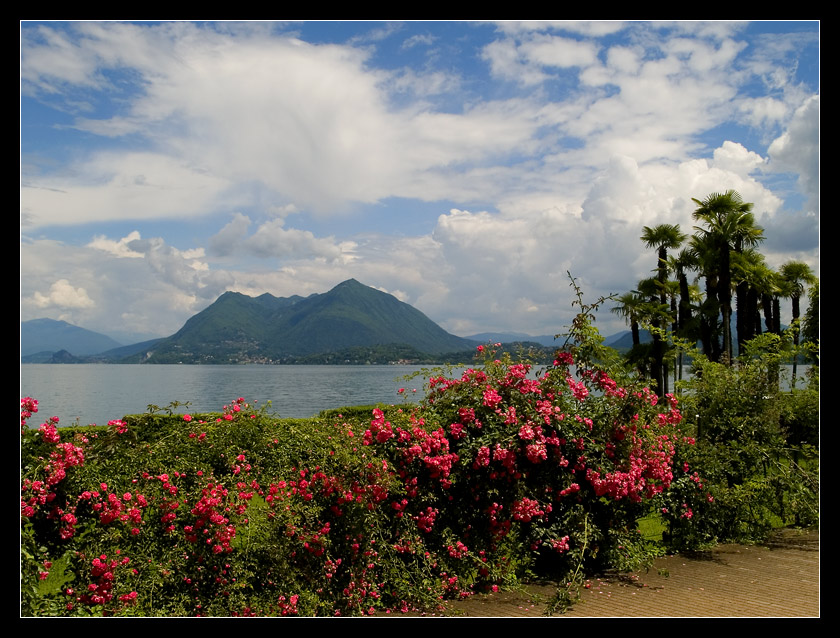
[21,21,819,344]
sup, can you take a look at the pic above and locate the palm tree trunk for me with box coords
[791,294,801,388]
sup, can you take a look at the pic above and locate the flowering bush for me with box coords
[21,290,704,616]
[379,342,693,588]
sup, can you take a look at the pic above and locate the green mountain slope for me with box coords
[145,279,477,363]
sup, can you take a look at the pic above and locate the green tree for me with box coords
[779,260,817,383]
[634,277,673,396]
[640,224,686,396]
[691,190,762,364]
[731,249,773,353]
[641,224,688,297]
[687,231,723,362]
[611,291,645,349]
[801,281,819,366]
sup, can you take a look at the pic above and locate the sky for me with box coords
[20,20,820,344]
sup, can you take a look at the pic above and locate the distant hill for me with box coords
[465,332,559,348]
[21,318,123,357]
[27,284,768,366]
[139,279,480,364]
[603,329,653,352]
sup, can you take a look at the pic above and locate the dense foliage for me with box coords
[21,274,818,617]
[658,334,819,548]
[20,288,706,617]
[616,190,817,399]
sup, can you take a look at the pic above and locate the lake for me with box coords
[19,364,456,427]
[20,363,812,428]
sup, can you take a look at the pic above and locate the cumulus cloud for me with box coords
[518,34,600,68]
[208,213,252,257]
[87,231,145,257]
[712,141,766,174]
[126,236,233,300]
[20,22,819,339]
[768,94,819,212]
[248,219,353,262]
[761,210,819,255]
[207,214,356,262]
[481,38,549,86]
[30,279,95,309]
[738,96,788,128]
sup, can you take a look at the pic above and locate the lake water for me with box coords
[19,364,454,427]
[20,363,813,428]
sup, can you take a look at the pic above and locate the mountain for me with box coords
[603,330,653,352]
[21,318,123,357]
[465,332,559,348]
[141,279,479,364]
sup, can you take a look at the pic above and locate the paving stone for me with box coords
[438,528,819,618]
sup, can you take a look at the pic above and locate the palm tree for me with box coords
[687,232,722,362]
[641,224,687,303]
[779,260,816,383]
[691,191,761,364]
[753,263,783,334]
[611,291,645,349]
[801,281,819,367]
[670,248,697,340]
[611,290,654,379]
[635,277,673,397]
[640,224,686,396]
[731,249,770,352]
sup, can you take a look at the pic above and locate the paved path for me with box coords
[439,527,819,618]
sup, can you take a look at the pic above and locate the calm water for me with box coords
[20,363,812,428]
[19,364,450,426]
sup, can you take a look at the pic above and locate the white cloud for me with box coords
[401,33,436,49]
[493,21,625,38]
[29,279,95,309]
[712,141,766,174]
[21,152,232,228]
[208,213,252,257]
[248,219,353,262]
[519,34,600,68]
[22,24,560,221]
[768,94,820,212]
[606,45,641,75]
[126,236,233,300]
[19,22,819,340]
[481,38,548,86]
[738,96,788,128]
[87,231,145,258]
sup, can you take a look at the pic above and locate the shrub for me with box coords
[19,285,736,616]
[667,334,819,548]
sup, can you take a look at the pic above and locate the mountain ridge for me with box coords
[20,318,124,357]
[21,285,636,364]
[121,279,480,364]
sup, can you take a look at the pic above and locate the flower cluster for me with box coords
[20,332,699,617]
[21,396,38,432]
[66,553,136,612]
